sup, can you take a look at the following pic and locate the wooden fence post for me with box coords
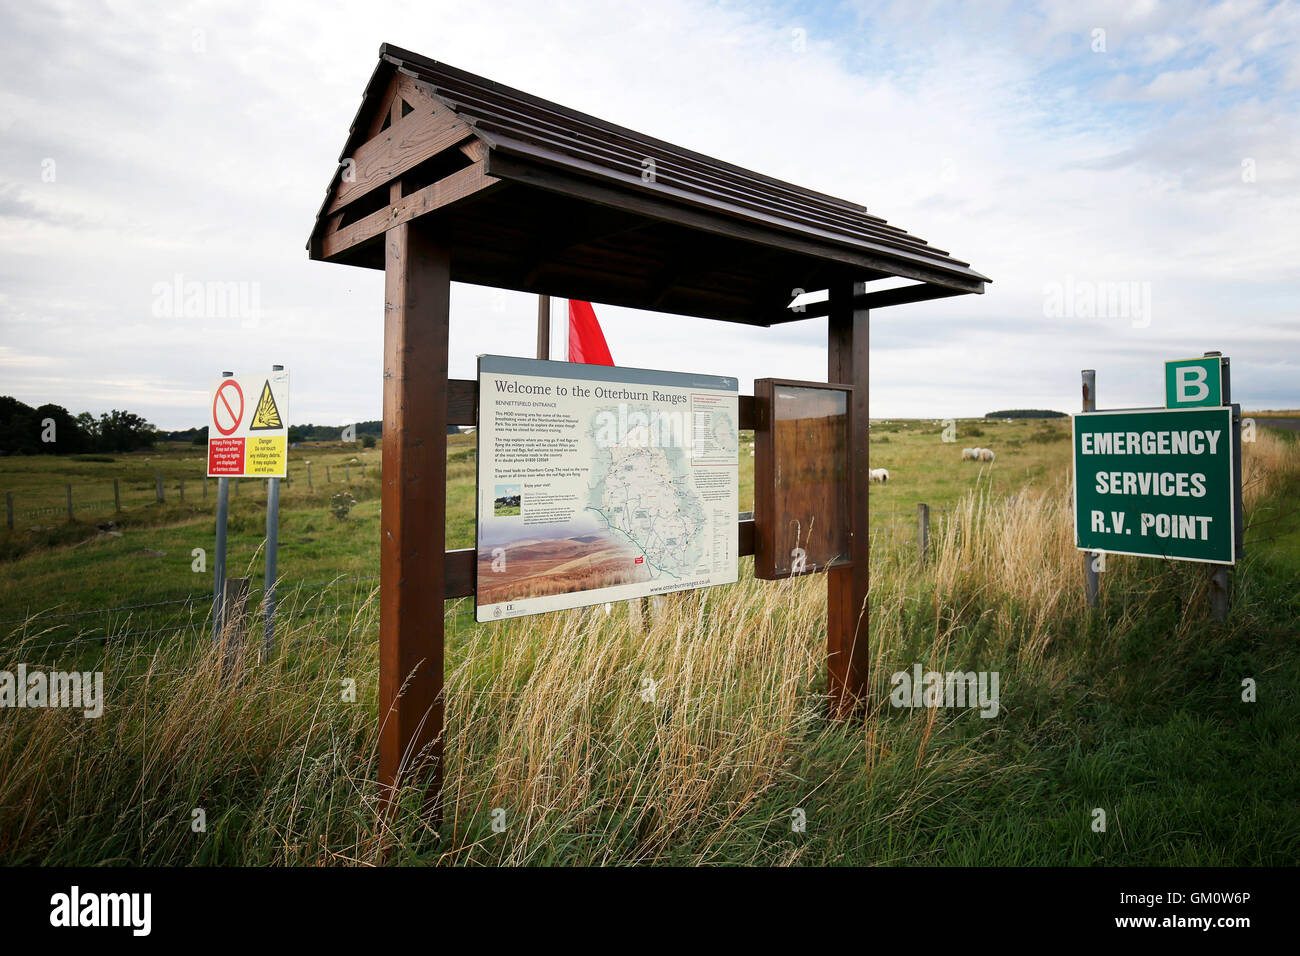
[220,576,252,670]
[179,478,185,503]
[113,478,121,513]
[307,463,312,489]
[66,484,73,522]
[326,465,332,483]
[6,492,13,530]
[155,473,164,503]
[917,502,930,563]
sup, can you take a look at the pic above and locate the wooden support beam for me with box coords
[460,139,488,163]
[361,73,401,141]
[328,106,473,213]
[537,294,551,359]
[323,162,501,259]
[826,281,870,718]
[380,222,449,817]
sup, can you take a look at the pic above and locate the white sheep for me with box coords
[869,467,890,483]
[961,447,977,460]
[979,448,995,463]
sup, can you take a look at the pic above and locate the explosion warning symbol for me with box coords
[249,380,283,430]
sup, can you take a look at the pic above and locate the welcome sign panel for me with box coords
[1073,406,1237,565]
[476,355,739,622]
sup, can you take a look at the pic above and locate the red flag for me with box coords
[568,300,614,366]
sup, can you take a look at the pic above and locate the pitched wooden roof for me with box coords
[309,44,988,325]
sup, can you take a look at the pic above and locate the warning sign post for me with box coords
[207,371,290,477]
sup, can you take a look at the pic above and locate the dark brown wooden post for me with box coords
[826,281,870,717]
[537,294,551,360]
[380,221,449,816]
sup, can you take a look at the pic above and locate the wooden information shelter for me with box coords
[307,44,989,809]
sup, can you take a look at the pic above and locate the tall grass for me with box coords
[1,429,1296,865]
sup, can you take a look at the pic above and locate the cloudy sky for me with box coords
[1,0,1297,429]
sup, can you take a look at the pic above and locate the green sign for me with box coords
[1165,356,1222,408]
[1074,406,1238,565]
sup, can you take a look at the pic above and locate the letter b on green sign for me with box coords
[1165,357,1222,408]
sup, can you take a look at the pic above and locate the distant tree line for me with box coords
[0,396,157,455]
[2,398,401,455]
[984,409,1067,419]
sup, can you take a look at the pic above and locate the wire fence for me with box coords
[1,505,952,654]
[2,460,379,531]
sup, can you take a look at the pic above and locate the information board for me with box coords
[476,355,739,622]
[1073,406,1239,565]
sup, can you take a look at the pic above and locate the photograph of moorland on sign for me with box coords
[475,525,651,606]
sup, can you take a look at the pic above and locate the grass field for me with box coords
[0,418,1058,631]
[1,417,1297,865]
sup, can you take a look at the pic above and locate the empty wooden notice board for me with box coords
[753,378,853,579]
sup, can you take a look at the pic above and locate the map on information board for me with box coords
[475,355,739,622]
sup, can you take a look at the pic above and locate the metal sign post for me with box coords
[212,371,234,640]
[208,367,290,645]
[264,364,284,657]
[1205,351,1236,621]
[1081,369,1100,608]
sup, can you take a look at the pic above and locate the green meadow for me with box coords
[0,418,1297,865]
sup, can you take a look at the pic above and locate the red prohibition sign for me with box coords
[212,380,244,436]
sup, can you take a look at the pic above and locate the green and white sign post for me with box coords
[1074,353,1243,620]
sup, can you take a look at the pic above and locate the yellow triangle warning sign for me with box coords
[249,380,283,430]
